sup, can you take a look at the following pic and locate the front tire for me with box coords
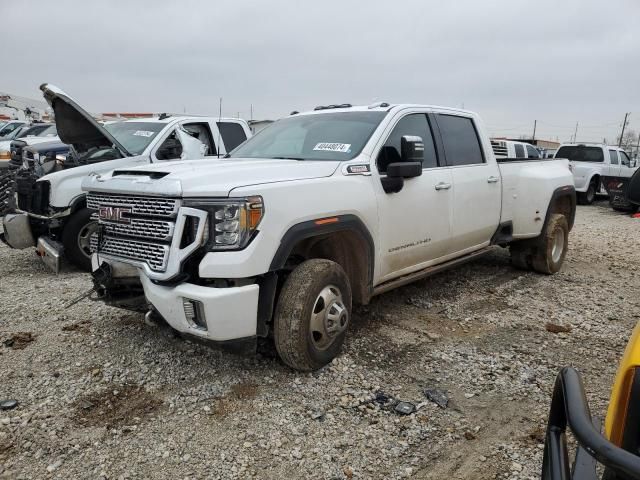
[62,208,99,272]
[274,259,352,371]
[531,214,569,274]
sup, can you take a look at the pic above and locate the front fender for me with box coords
[42,155,150,208]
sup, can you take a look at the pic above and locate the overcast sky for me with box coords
[2,0,638,143]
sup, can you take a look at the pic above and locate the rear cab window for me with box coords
[436,114,485,165]
[556,146,604,162]
[514,144,525,158]
[609,150,619,164]
[217,122,248,152]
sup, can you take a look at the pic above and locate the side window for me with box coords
[155,131,183,160]
[514,144,525,158]
[377,113,438,173]
[526,144,540,159]
[437,114,485,166]
[217,122,248,152]
[609,150,619,165]
[620,151,631,166]
[183,122,216,156]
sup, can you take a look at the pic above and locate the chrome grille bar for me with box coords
[87,192,180,217]
[95,237,169,271]
[101,218,174,242]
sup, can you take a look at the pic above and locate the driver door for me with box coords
[374,112,453,282]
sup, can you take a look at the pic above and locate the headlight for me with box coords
[184,196,264,250]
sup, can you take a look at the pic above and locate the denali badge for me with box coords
[98,206,131,223]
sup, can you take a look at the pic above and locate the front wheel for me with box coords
[274,259,352,371]
[62,208,100,272]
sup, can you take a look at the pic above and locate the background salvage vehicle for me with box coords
[490,139,541,160]
[84,103,576,371]
[542,322,640,480]
[1,84,252,272]
[554,143,638,206]
[0,122,57,169]
[0,120,27,139]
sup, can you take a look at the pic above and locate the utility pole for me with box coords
[572,122,578,143]
[618,112,630,147]
[532,120,537,142]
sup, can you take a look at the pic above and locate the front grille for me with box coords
[94,237,169,271]
[88,192,182,272]
[0,170,16,215]
[491,140,508,157]
[87,192,179,217]
[15,173,49,215]
[102,218,174,241]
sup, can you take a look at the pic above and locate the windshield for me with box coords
[38,125,57,137]
[556,146,604,163]
[230,111,386,161]
[104,121,166,155]
[0,122,23,138]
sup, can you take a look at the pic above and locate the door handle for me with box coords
[434,182,452,191]
[487,176,500,183]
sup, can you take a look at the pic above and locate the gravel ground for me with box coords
[1,200,639,480]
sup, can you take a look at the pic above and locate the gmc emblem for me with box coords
[98,206,131,223]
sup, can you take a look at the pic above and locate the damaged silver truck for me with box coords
[1,84,252,271]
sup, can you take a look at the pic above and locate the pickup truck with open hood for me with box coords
[82,103,576,371]
[1,84,252,271]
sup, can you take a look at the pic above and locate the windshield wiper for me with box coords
[272,156,305,161]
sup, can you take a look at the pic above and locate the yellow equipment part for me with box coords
[606,321,640,445]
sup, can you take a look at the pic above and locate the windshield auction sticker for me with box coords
[133,130,155,137]
[313,142,351,153]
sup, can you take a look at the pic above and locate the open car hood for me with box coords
[40,83,131,157]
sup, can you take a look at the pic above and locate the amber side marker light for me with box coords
[315,217,339,226]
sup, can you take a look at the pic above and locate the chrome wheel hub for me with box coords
[78,221,100,257]
[309,285,348,350]
[551,228,565,264]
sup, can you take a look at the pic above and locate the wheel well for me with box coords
[69,195,87,214]
[590,174,600,188]
[548,191,576,231]
[284,230,371,305]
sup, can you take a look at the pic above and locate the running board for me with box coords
[372,247,492,297]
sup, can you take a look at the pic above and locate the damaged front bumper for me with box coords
[2,213,35,249]
[2,212,65,273]
[91,256,260,342]
[91,257,147,312]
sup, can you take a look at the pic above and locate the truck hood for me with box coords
[40,83,131,157]
[82,158,341,197]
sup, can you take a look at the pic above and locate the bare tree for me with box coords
[617,129,639,155]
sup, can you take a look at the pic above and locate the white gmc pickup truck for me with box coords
[82,103,576,371]
[2,84,251,271]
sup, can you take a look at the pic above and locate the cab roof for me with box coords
[296,103,475,117]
